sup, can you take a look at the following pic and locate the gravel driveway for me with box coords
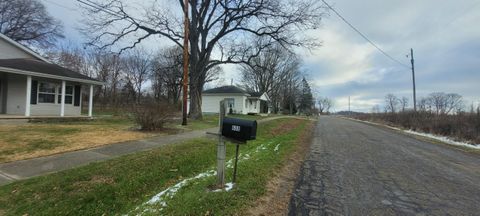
[289,116,480,215]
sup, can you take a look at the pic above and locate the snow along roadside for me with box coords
[129,141,280,215]
[344,117,480,150]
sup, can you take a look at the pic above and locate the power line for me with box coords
[41,0,77,11]
[321,0,411,69]
[76,0,159,30]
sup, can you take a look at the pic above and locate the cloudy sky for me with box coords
[42,0,480,112]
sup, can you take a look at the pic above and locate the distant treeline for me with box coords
[352,93,480,144]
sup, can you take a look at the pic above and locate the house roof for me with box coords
[248,92,263,97]
[0,33,50,62]
[0,58,102,85]
[203,85,249,95]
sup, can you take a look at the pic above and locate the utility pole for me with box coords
[410,48,417,112]
[181,0,189,125]
[348,96,351,115]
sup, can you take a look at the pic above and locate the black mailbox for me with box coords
[221,117,257,142]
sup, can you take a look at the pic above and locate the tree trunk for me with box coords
[189,80,203,120]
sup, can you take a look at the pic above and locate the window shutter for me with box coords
[74,85,81,106]
[30,80,38,104]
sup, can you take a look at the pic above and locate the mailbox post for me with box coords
[210,100,257,189]
[217,100,226,187]
[221,117,257,183]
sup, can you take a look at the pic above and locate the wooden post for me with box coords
[232,144,240,183]
[181,0,189,125]
[217,100,226,187]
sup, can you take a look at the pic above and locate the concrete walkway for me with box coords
[0,116,289,185]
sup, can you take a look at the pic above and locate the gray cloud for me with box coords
[43,0,480,111]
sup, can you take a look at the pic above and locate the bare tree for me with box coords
[123,49,151,103]
[400,97,409,112]
[241,43,300,93]
[47,44,95,77]
[151,47,183,104]
[385,94,399,113]
[91,52,123,107]
[281,69,303,114]
[79,0,326,119]
[418,97,431,113]
[371,105,381,113]
[445,93,463,114]
[240,42,302,113]
[0,0,63,48]
[318,97,333,114]
[427,92,463,115]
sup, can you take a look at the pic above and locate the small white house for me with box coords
[201,85,270,114]
[0,33,103,117]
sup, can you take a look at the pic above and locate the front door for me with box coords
[225,98,235,114]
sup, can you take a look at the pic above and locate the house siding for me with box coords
[0,38,35,59]
[6,74,26,114]
[30,103,81,116]
[202,94,247,114]
[245,98,261,114]
[3,74,83,116]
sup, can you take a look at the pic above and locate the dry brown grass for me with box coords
[247,120,315,216]
[0,118,156,163]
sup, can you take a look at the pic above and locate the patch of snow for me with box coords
[130,170,216,215]
[146,170,216,205]
[345,117,480,150]
[212,182,235,192]
[274,144,280,152]
[225,182,235,191]
[129,141,276,214]
[405,130,480,150]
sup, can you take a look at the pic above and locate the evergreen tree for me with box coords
[298,77,314,115]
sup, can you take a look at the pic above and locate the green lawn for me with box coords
[0,112,270,163]
[172,114,270,130]
[0,118,312,215]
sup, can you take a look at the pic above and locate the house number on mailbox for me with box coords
[232,125,241,132]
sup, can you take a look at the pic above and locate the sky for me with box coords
[42,0,480,112]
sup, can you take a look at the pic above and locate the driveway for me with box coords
[289,116,480,215]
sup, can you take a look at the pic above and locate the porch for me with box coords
[0,114,91,119]
[0,64,99,117]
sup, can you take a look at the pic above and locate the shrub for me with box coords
[132,100,176,131]
[352,111,480,144]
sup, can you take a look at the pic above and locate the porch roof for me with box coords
[0,58,103,85]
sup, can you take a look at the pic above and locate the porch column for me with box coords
[60,80,66,117]
[25,76,32,117]
[88,84,93,117]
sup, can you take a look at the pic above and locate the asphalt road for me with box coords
[289,116,480,216]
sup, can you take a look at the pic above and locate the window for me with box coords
[37,82,74,104]
[38,82,56,103]
[58,85,74,104]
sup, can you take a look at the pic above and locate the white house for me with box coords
[201,85,270,114]
[0,33,103,118]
